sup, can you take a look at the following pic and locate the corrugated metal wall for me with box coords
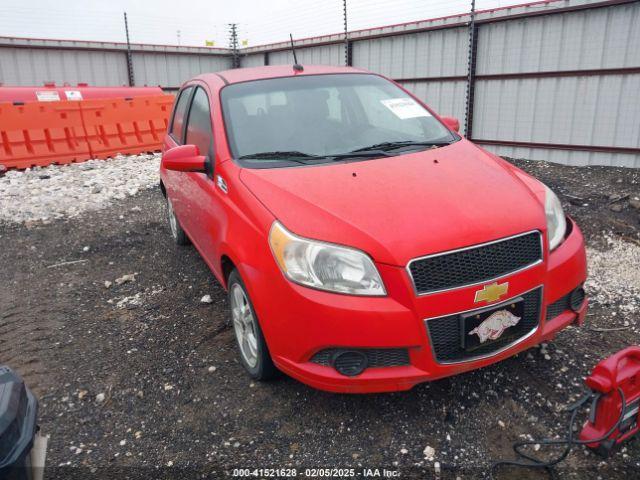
[131,52,232,88]
[352,27,468,79]
[475,3,640,74]
[240,53,265,68]
[0,47,129,86]
[472,1,640,167]
[0,40,232,90]
[267,44,344,66]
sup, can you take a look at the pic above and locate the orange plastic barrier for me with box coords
[0,101,91,169]
[0,95,172,170]
[80,95,172,159]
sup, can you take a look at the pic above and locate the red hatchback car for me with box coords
[159,65,588,393]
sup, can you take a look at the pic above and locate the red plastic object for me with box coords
[0,85,164,104]
[580,346,640,455]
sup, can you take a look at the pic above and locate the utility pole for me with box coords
[343,0,351,66]
[464,0,478,138]
[228,23,240,68]
[177,30,181,46]
[123,12,135,86]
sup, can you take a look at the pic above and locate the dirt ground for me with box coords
[1,158,639,479]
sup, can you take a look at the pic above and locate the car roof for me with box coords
[193,64,370,86]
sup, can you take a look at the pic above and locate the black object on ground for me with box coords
[0,366,38,480]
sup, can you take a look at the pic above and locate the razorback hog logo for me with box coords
[468,309,521,343]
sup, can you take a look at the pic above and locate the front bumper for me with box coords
[247,220,587,393]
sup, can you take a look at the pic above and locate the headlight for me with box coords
[268,221,386,296]
[544,184,567,251]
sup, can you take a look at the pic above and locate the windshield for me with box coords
[221,73,458,168]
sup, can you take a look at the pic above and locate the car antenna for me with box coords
[289,34,303,72]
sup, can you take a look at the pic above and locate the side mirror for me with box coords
[441,116,460,132]
[162,145,206,172]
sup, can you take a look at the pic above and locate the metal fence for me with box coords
[0,37,232,90]
[0,0,638,167]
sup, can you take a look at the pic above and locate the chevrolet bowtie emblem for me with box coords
[474,282,509,303]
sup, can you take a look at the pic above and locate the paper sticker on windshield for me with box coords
[381,98,431,119]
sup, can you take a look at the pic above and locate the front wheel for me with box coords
[228,270,277,381]
[166,197,190,245]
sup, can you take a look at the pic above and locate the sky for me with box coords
[0,0,518,48]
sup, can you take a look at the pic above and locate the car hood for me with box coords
[239,140,546,266]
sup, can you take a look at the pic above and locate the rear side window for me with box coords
[185,87,214,158]
[170,87,193,141]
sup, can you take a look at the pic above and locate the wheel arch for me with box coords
[221,254,237,289]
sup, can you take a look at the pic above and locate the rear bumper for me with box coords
[248,220,587,393]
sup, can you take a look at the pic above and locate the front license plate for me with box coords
[462,299,525,352]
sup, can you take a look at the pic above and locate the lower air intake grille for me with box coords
[426,287,542,363]
[545,285,586,320]
[311,348,409,368]
[409,231,542,294]
[546,293,572,320]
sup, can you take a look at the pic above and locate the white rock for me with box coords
[423,445,435,461]
[104,281,112,289]
[207,366,217,373]
[95,393,106,403]
[434,462,441,475]
[201,294,213,304]
[115,273,136,285]
[400,448,408,454]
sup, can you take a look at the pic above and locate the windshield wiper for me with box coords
[325,150,392,160]
[238,151,327,165]
[239,150,391,164]
[239,151,323,160]
[350,140,454,153]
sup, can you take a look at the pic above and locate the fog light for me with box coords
[331,351,368,376]
[570,286,586,311]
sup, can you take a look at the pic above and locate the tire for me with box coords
[166,197,190,246]
[228,269,277,381]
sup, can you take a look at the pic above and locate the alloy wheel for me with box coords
[230,283,259,368]
[167,198,178,239]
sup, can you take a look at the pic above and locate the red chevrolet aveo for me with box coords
[160,65,588,393]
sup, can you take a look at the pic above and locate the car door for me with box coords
[181,85,225,271]
[163,86,194,228]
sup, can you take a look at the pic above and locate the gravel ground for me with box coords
[0,153,160,224]
[1,155,639,479]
